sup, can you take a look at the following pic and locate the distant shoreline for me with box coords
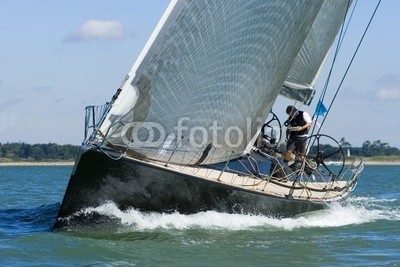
[363,161,400,166]
[0,160,399,167]
[0,161,75,166]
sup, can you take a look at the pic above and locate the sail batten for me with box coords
[99,0,326,165]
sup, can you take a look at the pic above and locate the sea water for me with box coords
[0,165,399,266]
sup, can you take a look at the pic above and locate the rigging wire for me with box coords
[310,0,355,132]
[320,0,355,105]
[312,0,382,135]
[309,0,355,138]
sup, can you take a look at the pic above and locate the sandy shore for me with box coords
[363,161,400,165]
[0,161,75,166]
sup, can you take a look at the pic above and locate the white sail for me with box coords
[99,0,179,133]
[279,0,352,105]
[98,0,325,165]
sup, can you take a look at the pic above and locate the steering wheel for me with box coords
[261,111,282,147]
[302,134,345,179]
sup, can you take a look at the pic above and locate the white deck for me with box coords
[126,155,357,203]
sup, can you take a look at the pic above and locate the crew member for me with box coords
[284,105,312,165]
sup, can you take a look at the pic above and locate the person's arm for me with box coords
[301,112,312,130]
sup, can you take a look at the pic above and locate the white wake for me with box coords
[80,196,399,231]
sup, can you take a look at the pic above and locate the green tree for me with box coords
[339,137,351,148]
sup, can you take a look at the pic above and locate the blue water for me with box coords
[0,165,399,266]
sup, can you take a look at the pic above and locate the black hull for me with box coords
[53,148,325,230]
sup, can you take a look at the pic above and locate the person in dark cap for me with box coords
[283,105,312,166]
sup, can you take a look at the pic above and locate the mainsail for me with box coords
[279,0,352,105]
[98,0,327,165]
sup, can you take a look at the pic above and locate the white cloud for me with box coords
[0,113,18,133]
[64,20,124,42]
[374,74,400,100]
[0,98,24,112]
[377,88,400,100]
[375,73,400,87]
[33,86,52,92]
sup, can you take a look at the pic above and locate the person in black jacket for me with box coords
[283,105,312,165]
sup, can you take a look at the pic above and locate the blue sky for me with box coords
[0,1,399,148]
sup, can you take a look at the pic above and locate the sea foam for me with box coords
[79,196,399,232]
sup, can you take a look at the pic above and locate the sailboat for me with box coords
[54,0,367,230]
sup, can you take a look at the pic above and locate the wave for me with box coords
[0,203,60,235]
[3,195,397,236]
[74,196,399,232]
